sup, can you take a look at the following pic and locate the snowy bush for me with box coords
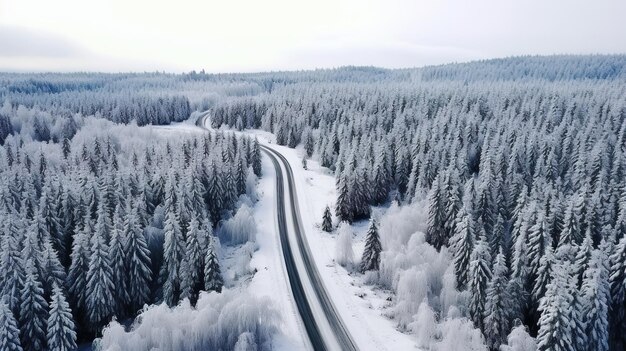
[378,200,428,252]
[96,290,279,351]
[245,169,258,201]
[500,324,537,351]
[225,241,257,285]
[409,299,437,349]
[220,204,257,245]
[436,317,488,351]
[335,221,355,269]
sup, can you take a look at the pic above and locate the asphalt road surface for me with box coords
[261,146,357,351]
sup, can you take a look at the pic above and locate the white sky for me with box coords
[0,0,625,73]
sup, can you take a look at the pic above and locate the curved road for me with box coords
[196,114,357,351]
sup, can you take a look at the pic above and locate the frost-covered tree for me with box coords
[450,206,475,289]
[536,262,575,351]
[469,235,492,330]
[19,260,48,351]
[322,205,333,232]
[161,205,185,306]
[426,175,447,250]
[182,217,205,306]
[85,219,115,332]
[360,219,382,273]
[483,250,511,350]
[0,299,22,351]
[124,202,152,313]
[46,284,77,351]
[0,217,25,314]
[66,214,91,317]
[335,221,355,269]
[581,248,609,351]
[204,237,223,293]
[108,205,128,316]
[609,234,626,349]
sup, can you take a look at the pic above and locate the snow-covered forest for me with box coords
[0,87,263,349]
[209,55,626,351]
[1,54,626,351]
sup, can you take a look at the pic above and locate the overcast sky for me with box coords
[1,0,625,73]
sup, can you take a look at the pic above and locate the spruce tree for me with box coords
[124,202,152,313]
[581,248,609,351]
[66,214,91,317]
[335,173,352,223]
[182,217,204,306]
[19,260,48,351]
[0,299,22,351]
[322,206,333,232]
[527,212,549,281]
[204,237,223,293]
[450,206,474,289]
[609,234,626,349]
[536,262,575,351]
[426,175,447,250]
[108,205,128,316]
[468,235,492,330]
[46,284,77,351]
[252,138,262,177]
[161,206,185,306]
[558,200,581,246]
[360,219,382,273]
[85,219,115,332]
[0,217,25,314]
[41,239,66,299]
[484,250,511,350]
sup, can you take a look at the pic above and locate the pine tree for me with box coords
[161,206,185,306]
[527,212,549,281]
[0,216,25,314]
[252,138,262,177]
[360,219,382,273]
[182,217,204,306]
[0,299,22,351]
[483,250,511,350]
[66,214,91,317]
[61,138,71,160]
[124,202,152,314]
[450,206,474,289]
[536,262,575,351]
[204,237,223,293]
[609,234,626,349]
[19,260,48,351]
[574,232,593,288]
[85,218,115,332]
[468,235,492,330]
[41,239,66,299]
[322,206,333,232]
[581,248,609,351]
[108,205,128,316]
[426,175,447,250]
[335,173,352,223]
[558,200,581,246]
[46,284,77,351]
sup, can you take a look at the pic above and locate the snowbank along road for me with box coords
[196,114,357,351]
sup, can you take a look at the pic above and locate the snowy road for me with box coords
[262,146,357,351]
[196,114,357,351]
